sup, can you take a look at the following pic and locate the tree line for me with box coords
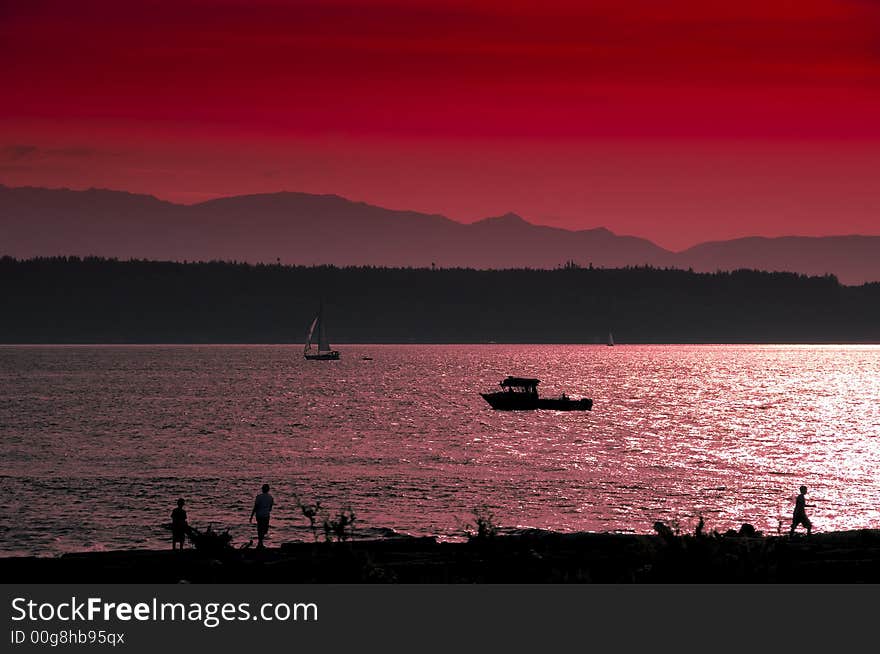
[1,256,878,343]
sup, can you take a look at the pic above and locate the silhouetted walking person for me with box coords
[250,484,274,548]
[789,485,813,536]
[171,498,188,550]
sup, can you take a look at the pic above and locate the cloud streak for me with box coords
[1,145,39,161]
[1,144,105,162]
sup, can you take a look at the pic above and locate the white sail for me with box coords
[608,331,614,346]
[318,313,330,352]
[304,302,339,359]
[304,315,319,353]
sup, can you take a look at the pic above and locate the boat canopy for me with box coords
[500,376,540,388]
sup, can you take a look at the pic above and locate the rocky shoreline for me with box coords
[3,529,880,583]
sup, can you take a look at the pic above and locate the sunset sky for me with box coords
[2,0,880,249]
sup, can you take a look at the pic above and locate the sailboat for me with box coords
[607,331,614,347]
[304,303,340,360]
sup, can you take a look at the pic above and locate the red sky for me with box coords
[2,0,880,250]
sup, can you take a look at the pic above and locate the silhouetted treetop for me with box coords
[0,257,876,343]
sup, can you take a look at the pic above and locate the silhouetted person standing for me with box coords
[789,485,813,536]
[250,484,274,548]
[171,498,188,550]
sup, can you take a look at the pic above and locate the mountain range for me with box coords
[2,184,878,285]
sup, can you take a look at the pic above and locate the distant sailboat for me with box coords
[304,303,340,360]
[607,331,614,347]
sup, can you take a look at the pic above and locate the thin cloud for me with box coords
[1,144,105,162]
[48,146,100,157]
[1,145,39,161]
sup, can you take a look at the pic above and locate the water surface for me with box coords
[1,344,878,556]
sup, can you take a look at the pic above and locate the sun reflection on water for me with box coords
[0,344,878,555]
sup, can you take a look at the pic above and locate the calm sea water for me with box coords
[1,345,878,556]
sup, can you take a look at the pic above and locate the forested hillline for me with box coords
[2,257,879,343]
[4,185,880,284]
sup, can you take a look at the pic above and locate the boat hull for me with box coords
[481,392,592,411]
[304,351,340,360]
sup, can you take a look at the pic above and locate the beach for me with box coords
[4,529,880,584]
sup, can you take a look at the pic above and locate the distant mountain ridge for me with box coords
[1,184,878,284]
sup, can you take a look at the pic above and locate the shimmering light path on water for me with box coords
[1,345,878,556]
